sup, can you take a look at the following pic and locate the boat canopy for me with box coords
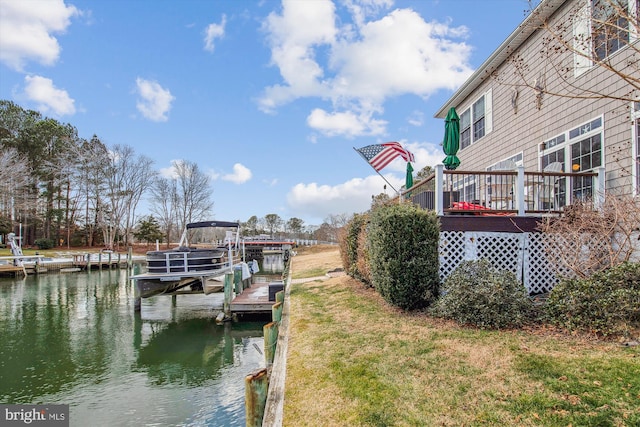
[186,221,240,229]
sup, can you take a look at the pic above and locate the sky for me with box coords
[0,0,534,227]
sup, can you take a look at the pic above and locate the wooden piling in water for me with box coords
[275,290,284,304]
[234,268,242,295]
[245,368,268,427]
[263,321,278,368]
[223,272,233,320]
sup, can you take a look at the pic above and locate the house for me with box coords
[434,0,639,205]
[423,0,639,293]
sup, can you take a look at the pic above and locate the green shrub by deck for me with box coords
[546,261,640,336]
[368,203,439,310]
[430,259,532,329]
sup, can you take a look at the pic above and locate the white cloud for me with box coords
[221,163,252,184]
[407,110,424,127]
[23,75,76,116]
[260,1,473,137]
[204,14,226,52]
[135,78,175,122]
[0,0,79,71]
[306,108,386,137]
[287,174,403,221]
[286,141,447,221]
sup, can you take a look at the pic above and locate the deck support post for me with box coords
[263,321,278,368]
[516,165,525,216]
[245,368,268,427]
[172,294,177,306]
[98,252,102,270]
[435,164,444,215]
[87,253,92,270]
[127,247,133,269]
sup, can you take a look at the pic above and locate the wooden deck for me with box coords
[231,280,277,313]
[0,264,25,276]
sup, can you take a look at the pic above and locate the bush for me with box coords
[431,259,532,329]
[34,238,54,250]
[368,203,440,310]
[338,213,369,282]
[546,261,640,336]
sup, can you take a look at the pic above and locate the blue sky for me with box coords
[0,0,534,227]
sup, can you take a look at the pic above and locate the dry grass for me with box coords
[283,246,640,427]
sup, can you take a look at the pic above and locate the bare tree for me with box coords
[540,194,640,278]
[150,176,178,247]
[0,146,32,222]
[172,159,214,233]
[264,213,283,238]
[502,0,639,102]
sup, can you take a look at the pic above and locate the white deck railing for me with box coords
[402,164,605,216]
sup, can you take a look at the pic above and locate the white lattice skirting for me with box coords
[439,231,564,294]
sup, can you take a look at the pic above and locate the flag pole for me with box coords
[353,147,399,194]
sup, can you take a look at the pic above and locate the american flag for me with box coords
[355,142,415,172]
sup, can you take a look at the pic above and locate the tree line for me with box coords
[0,100,344,250]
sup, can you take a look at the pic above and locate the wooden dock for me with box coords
[231,280,277,313]
[0,264,26,277]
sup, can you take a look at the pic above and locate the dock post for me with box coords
[275,290,284,304]
[127,246,133,269]
[272,302,283,323]
[134,280,141,312]
[234,267,242,295]
[108,252,112,269]
[172,294,177,306]
[263,321,278,368]
[245,368,268,427]
[223,272,233,320]
[87,253,92,270]
[98,252,102,270]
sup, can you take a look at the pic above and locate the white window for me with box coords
[459,89,492,150]
[540,117,604,205]
[574,0,638,76]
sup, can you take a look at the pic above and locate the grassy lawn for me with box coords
[284,247,640,426]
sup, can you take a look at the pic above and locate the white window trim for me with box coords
[540,115,605,172]
[459,88,493,150]
[574,0,638,77]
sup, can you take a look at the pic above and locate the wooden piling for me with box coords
[127,246,133,269]
[275,290,284,304]
[87,253,92,270]
[223,272,233,320]
[234,268,242,295]
[263,321,278,368]
[271,302,283,323]
[245,368,268,427]
[134,282,141,312]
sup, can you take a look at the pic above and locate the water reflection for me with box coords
[0,269,265,426]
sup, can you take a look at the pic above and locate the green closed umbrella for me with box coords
[405,162,414,190]
[443,107,460,170]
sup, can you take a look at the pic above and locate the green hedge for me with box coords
[546,261,640,336]
[368,203,440,310]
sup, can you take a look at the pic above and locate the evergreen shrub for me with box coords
[431,259,532,329]
[34,238,54,250]
[368,203,439,310]
[339,213,368,281]
[546,261,640,336]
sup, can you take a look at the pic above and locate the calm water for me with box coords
[0,266,272,427]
